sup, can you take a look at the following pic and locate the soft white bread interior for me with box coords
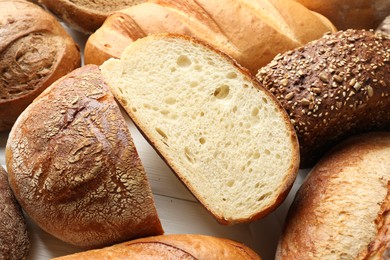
[100,34,300,224]
[276,132,390,259]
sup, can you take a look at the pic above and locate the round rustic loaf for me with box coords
[37,0,145,34]
[293,0,390,30]
[376,15,390,37]
[5,65,163,248]
[0,0,81,132]
[276,132,390,259]
[0,166,29,259]
[257,29,390,167]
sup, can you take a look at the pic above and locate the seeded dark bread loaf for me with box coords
[37,0,145,34]
[293,0,390,30]
[5,65,163,248]
[0,0,81,132]
[101,34,300,225]
[0,166,29,259]
[54,234,261,259]
[276,133,390,259]
[85,0,336,74]
[257,30,390,168]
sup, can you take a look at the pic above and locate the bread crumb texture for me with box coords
[101,35,299,224]
[68,0,144,13]
[5,65,162,248]
[257,29,390,167]
[277,133,390,259]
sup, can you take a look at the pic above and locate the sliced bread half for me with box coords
[100,34,300,224]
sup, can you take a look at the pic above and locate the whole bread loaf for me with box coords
[0,166,29,260]
[257,29,390,167]
[36,0,145,34]
[276,132,390,259]
[85,0,336,74]
[54,234,261,259]
[293,0,390,30]
[0,0,81,132]
[5,65,163,248]
[100,34,300,225]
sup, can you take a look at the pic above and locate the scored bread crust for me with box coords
[37,0,144,34]
[53,234,261,259]
[5,65,163,248]
[257,29,390,168]
[85,0,336,74]
[100,33,300,225]
[276,132,390,259]
[0,166,29,260]
[0,0,80,132]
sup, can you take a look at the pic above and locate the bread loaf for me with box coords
[5,65,163,248]
[53,234,261,259]
[257,29,390,167]
[0,0,81,132]
[36,0,145,34]
[0,166,29,260]
[100,34,300,225]
[293,0,390,30]
[276,132,390,259]
[376,15,390,37]
[85,0,336,74]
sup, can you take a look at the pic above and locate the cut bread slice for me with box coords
[100,34,300,224]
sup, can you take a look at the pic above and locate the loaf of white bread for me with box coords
[100,34,300,225]
[53,234,261,259]
[86,0,336,74]
[5,65,163,248]
[277,132,390,259]
[0,0,80,132]
[34,0,144,34]
[293,0,390,30]
[257,29,390,167]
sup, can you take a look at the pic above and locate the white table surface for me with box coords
[0,24,309,260]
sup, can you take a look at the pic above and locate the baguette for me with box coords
[293,0,390,30]
[36,0,145,34]
[257,29,390,167]
[0,0,80,131]
[276,132,390,259]
[54,234,261,259]
[5,65,163,248]
[85,0,336,74]
[100,34,300,224]
[0,166,29,260]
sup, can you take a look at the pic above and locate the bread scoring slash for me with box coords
[5,65,163,248]
[100,34,300,225]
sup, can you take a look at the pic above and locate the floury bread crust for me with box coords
[5,65,163,248]
[53,234,261,259]
[0,166,29,260]
[0,0,80,131]
[100,34,300,225]
[276,133,390,259]
[37,0,144,34]
[257,30,390,168]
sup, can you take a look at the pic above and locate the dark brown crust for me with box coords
[54,234,261,259]
[0,0,81,132]
[257,29,390,168]
[5,65,163,248]
[276,132,390,259]
[103,33,300,225]
[0,166,29,260]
